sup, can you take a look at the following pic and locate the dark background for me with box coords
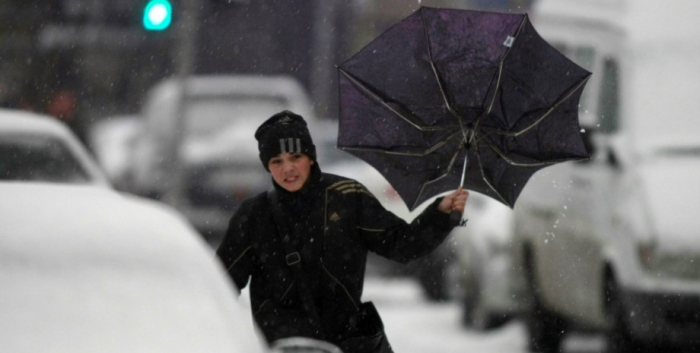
[0,0,534,144]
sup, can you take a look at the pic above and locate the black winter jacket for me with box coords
[216,164,454,346]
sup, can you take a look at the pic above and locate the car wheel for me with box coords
[415,256,449,301]
[460,279,499,330]
[470,300,498,331]
[460,274,479,327]
[605,276,649,353]
[524,249,566,353]
[413,243,455,302]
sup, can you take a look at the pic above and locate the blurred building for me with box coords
[0,0,534,143]
[0,0,170,143]
[197,0,357,118]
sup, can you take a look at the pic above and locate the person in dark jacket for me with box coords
[216,110,468,352]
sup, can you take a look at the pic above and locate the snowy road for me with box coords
[239,275,690,353]
[363,277,607,353]
[364,277,528,353]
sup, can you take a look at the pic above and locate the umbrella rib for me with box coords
[481,136,551,167]
[512,75,590,137]
[420,7,470,142]
[472,62,504,143]
[411,142,465,210]
[423,131,463,155]
[472,15,528,145]
[412,171,450,210]
[338,68,449,132]
[339,130,463,157]
[479,75,590,138]
[479,133,588,168]
[473,143,511,206]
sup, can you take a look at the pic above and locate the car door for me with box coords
[525,44,595,323]
[556,55,622,326]
[561,157,608,324]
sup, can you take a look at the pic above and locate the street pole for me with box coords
[310,0,339,118]
[164,0,199,207]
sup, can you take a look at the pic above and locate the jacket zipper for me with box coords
[254,280,295,315]
[322,265,359,310]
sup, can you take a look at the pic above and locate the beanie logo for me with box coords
[279,138,302,154]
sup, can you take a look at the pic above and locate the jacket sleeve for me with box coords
[356,187,455,263]
[215,205,254,293]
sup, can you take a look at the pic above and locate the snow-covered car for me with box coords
[510,1,700,352]
[129,75,316,243]
[453,193,519,330]
[0,182,265,353]
[0,108,109,187]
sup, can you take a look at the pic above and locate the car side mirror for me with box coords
[606,146,621,170]
[580,126,596,161]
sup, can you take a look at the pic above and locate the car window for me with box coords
[548,42,596,121]
[572,46,596,116]
[597,57,620,134]
[551,42,568,55]
[0,135,90,183]
[185,95,288,138]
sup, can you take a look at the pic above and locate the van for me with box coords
[510,1,700,352]
[129,75,315,242]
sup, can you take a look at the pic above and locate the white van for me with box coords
[129,75,315,241]
[511,1,700,352]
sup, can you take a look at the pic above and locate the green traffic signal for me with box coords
[143,0,172,31]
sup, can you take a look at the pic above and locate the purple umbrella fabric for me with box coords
[337,7,591,210]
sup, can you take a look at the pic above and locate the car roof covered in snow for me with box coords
[0,108,83,137]
[535,0,700,43]
[0,182,264,353]
[0,109,111,186]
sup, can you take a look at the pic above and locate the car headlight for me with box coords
[638,242,700,280]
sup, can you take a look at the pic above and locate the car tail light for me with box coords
[637,242,656,270]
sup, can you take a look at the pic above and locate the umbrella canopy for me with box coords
[337,6,591,210]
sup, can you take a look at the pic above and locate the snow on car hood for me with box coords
[0,182,264,353]
[640,154,700,252]
[1,183,200,255]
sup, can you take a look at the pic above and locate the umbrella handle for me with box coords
[450,151,469,227]
[450,153,468,227]
[449,210,462,227]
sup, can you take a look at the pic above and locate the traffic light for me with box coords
[142,0,172,31]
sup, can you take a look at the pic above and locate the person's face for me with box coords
[268,152,314,192]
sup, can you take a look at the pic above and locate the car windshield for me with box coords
[0,134,90,183]
[655,146,700,157]
[549,42,596,122]
[185,95,288,138]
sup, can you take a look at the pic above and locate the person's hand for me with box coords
[437,187,469,215]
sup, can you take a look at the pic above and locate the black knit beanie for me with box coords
[254,110,317,171]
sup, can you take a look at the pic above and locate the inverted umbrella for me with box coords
[337,6,591,212]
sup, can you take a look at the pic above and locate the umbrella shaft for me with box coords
[459,154,468,188]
